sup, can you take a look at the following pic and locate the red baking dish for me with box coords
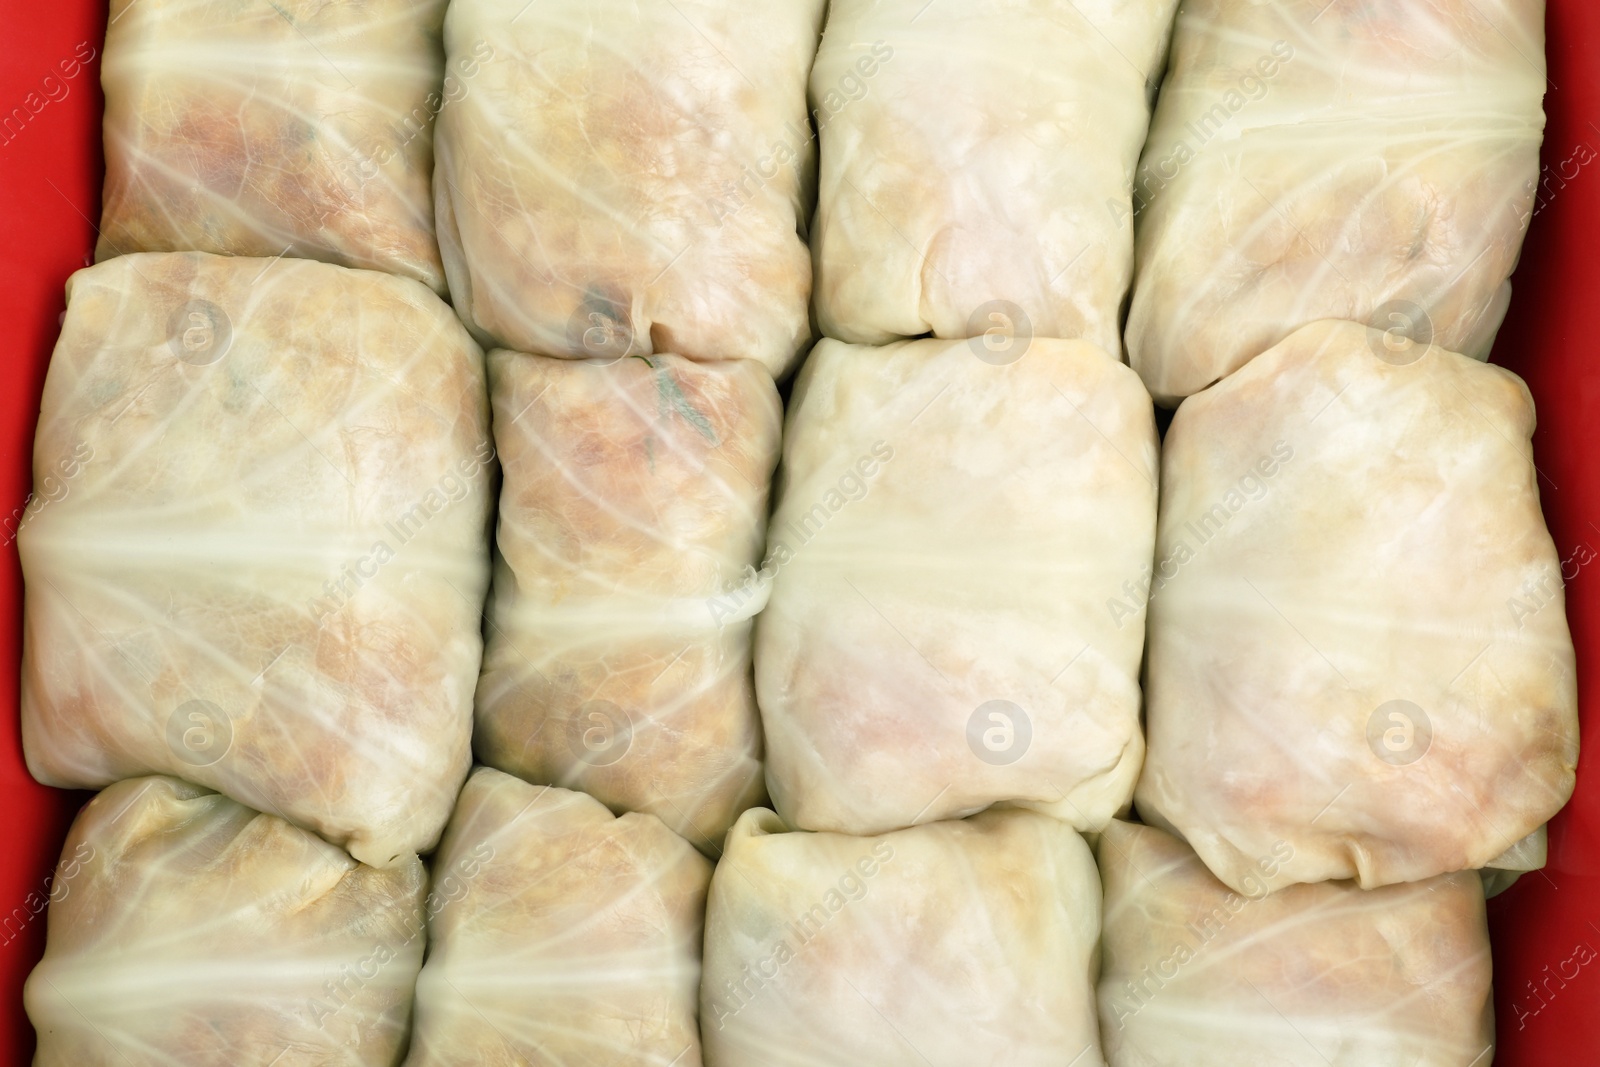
[1480,3,1600,1062]
[1,1,1596,1063]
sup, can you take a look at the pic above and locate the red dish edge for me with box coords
[0,2,1594,1063]
[1481,2,1600,1061]
[0,0,105,1060]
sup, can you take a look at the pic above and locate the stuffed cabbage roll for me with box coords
[811,0,1178,352]
[405,768,711,1066]
[433,0,822,376]
[475,351,781,853]
[20,252,492,867]
[99,0,450,290]
[755,337,1156,836]
[1097,820,1494,1066]
[25,776,427,1067]
[1480,825,1546,897]
[1126,0,1546,403]
[702,807,1104,1067]
[1138,319,1578,892]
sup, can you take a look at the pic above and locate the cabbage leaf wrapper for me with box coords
[405,768,711,1067]
[755,336,1156,836]
[1126,0,1546,403]
[702,807,1104,1067]
[26,776,428,1067]
[1097,820,1494,1067]
[20,252,492,867]
[99,0,450,290]
[811,0,1179,353]
[434,0,823,376]
[476,351,781,854]
[1138,319,1578,892]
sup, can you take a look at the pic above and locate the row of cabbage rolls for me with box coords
[20,0,1569,1064]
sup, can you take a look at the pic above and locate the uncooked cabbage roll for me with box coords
[1097,820,1494,1066]
[434,0,822,376]
[475,351,781,853]
[26,776,427,1067]
[99,0,450,290]
[1479,825,1546,897]
[1138,319,1577,892]
[811,0,1178,352]
[702,807,1103,1066]
[405,768,711,1067]
[20,252,492,867]
[1126,0,1546,403]
[755,337,1156,836]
